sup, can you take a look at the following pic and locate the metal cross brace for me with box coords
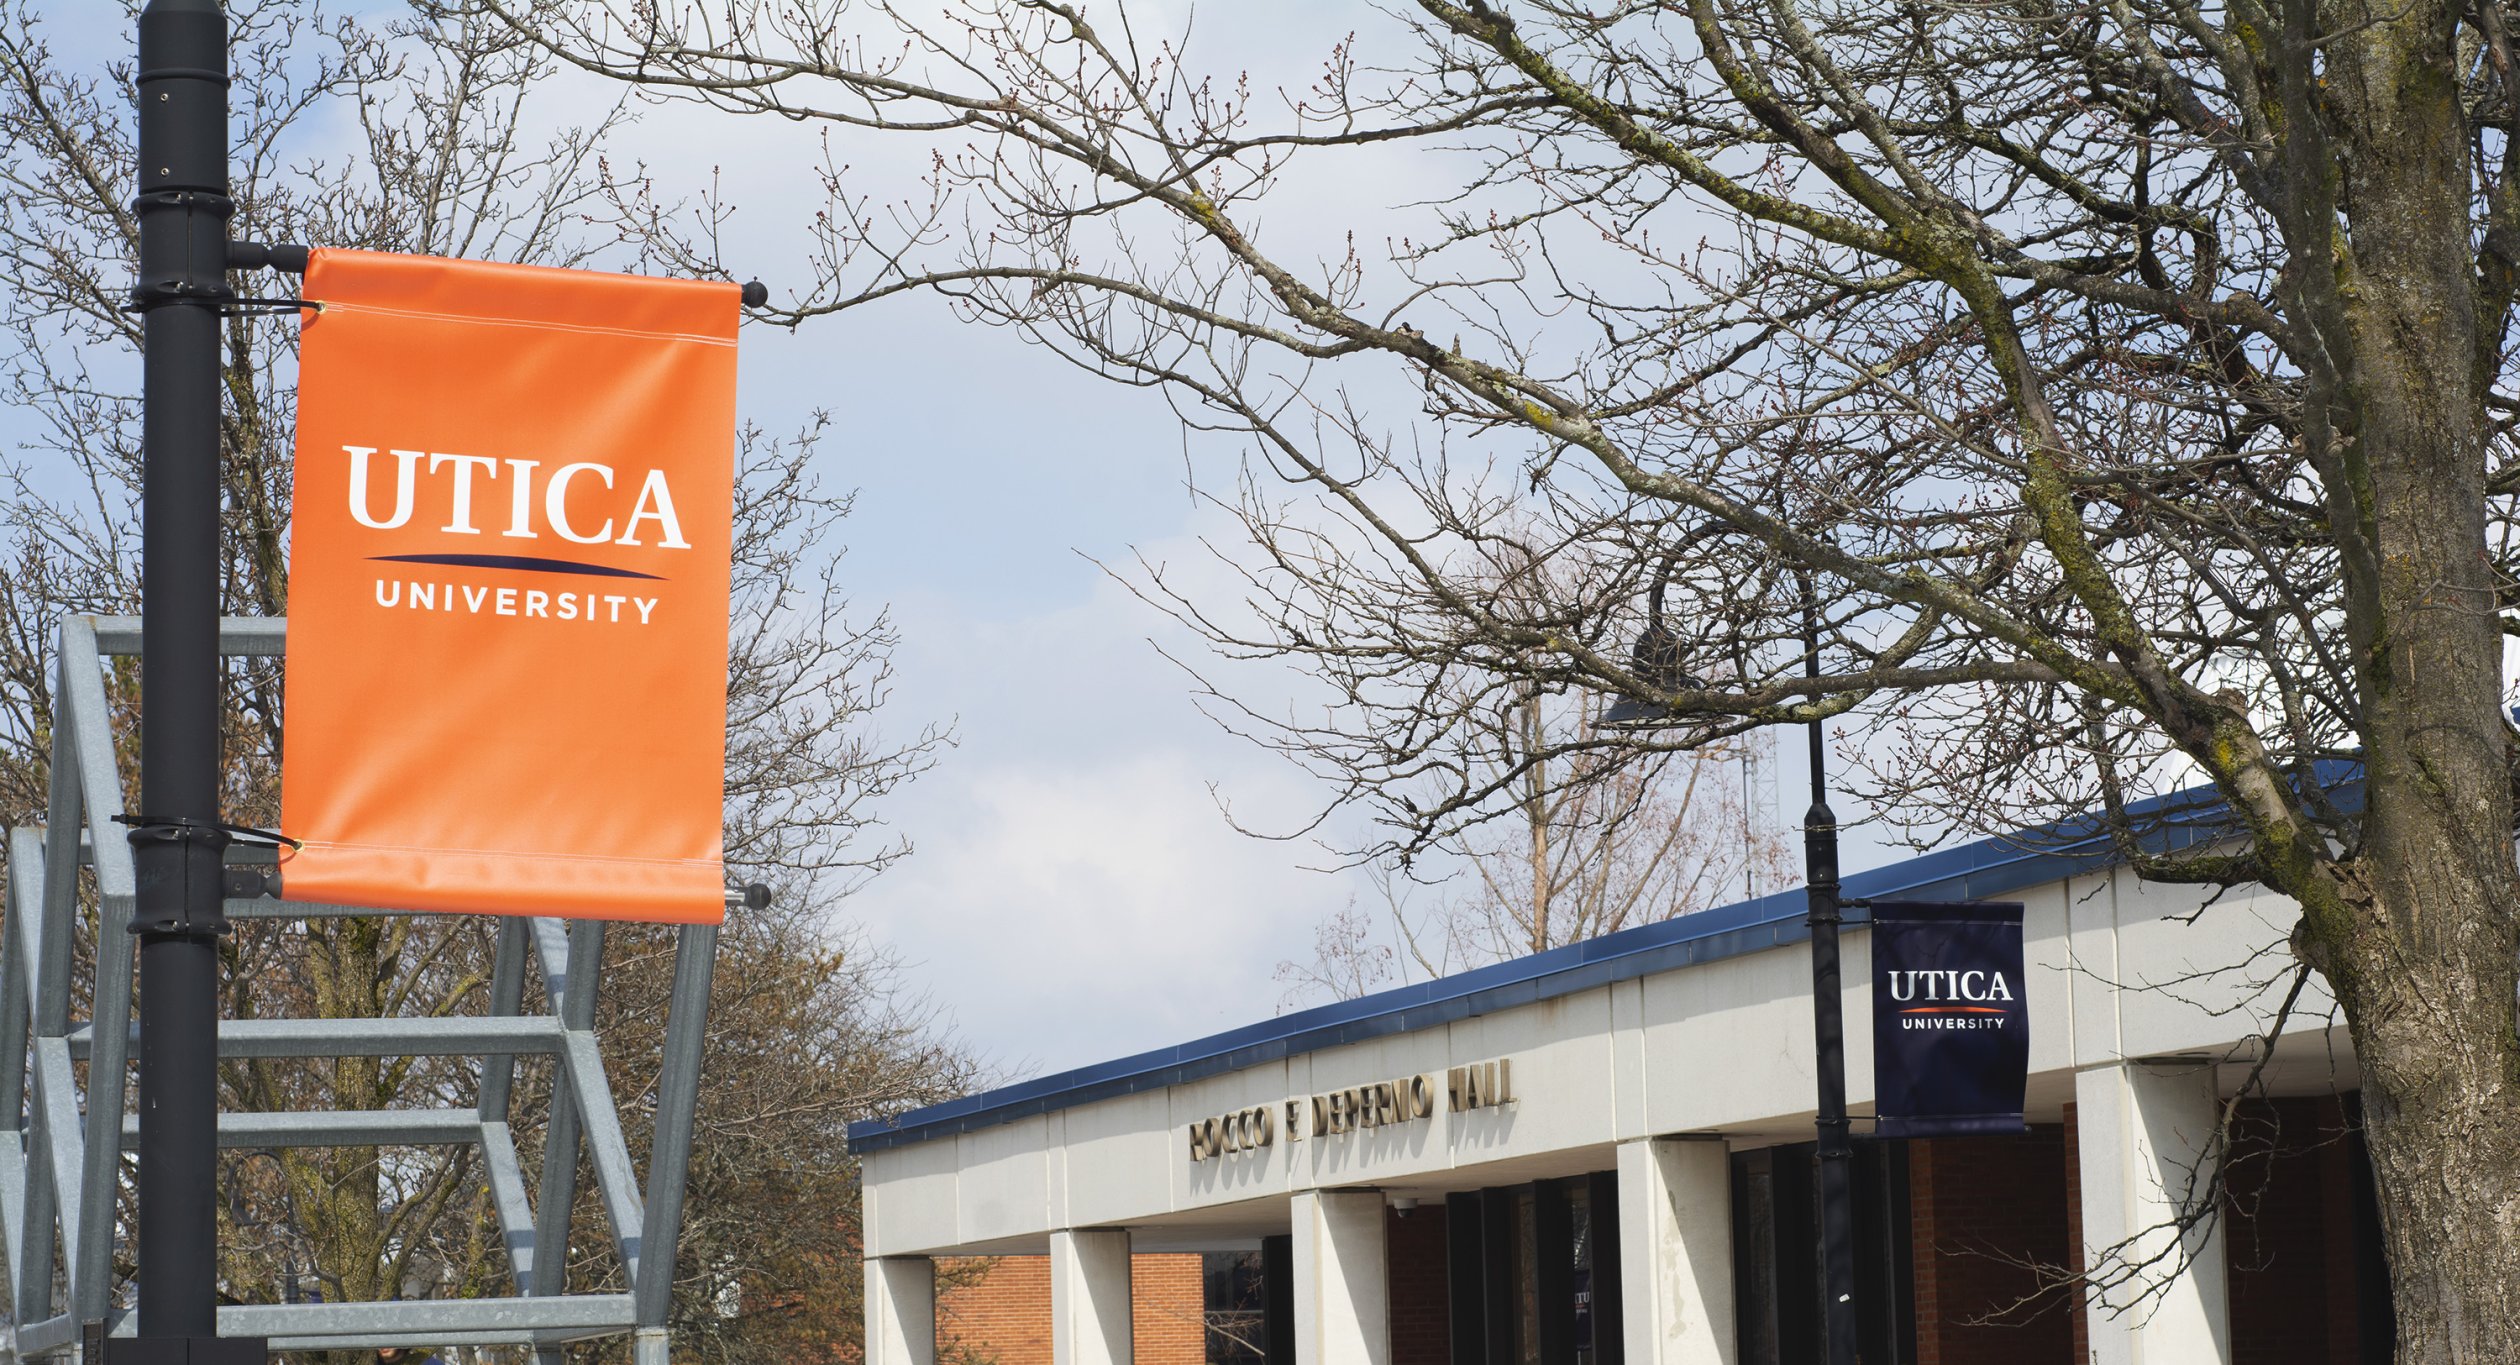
[0,617,725,1360]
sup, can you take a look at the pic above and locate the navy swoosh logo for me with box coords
[367,553,664,581]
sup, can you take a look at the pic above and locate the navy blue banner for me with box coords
[1870,901,2028,1138]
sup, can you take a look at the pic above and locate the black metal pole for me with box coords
[133,0,233,1348]
[1801,579,1859,1363]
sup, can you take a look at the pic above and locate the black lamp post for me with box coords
[1603,578,1861,1363]
[1795,588,1862,1365]
[123,1,264,1359]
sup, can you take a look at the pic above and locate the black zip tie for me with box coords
[224,296,319,316]
[113,812,302,854]
[117,293,318,316]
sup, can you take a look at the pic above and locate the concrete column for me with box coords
[1052,1227,1136,1365]
[1292,1188,1390,1365]
[865,1254,938,1365]
[1618,1136,1736,1365]
[2074,1060,2232,1365]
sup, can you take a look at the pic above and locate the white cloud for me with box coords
[847,548,1367,1075]
[860,748,1349,1076]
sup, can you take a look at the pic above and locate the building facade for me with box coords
[850,823,2385,1364]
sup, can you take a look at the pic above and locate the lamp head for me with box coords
[1603,621,1706,728]
[1601,694,1662,728]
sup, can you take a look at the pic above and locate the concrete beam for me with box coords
[2075,1060,2232,1365]
[1292,1189,1388,1365]
[866,1255,938,1365]
[1618,1136,1736,1365]
[1051,1228,1135,1365]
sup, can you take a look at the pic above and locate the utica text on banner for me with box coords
[281,249,739,923]
[1869,900,2031,1138]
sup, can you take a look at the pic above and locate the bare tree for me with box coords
[1277,705,1788,1006]
[496,0,2520,1351]
[1249,528,1792,1003]
[0,4,962,1361]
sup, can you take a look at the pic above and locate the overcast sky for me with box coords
[644,4,1896,1080]
[29,1,1918,1083]
[744,299,1388,1077]
[627,17,1368,1076]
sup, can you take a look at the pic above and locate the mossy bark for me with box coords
[2296,4,2520,1357]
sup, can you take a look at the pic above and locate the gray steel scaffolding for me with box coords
[0,616,725,1360]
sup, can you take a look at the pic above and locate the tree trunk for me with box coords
[2338,889,2520,1364]
[2304,6,2520,1357]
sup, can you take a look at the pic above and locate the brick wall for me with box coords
[938,1252,1207,1365]
[1908,1127,2075,1365]
[939,1256,1050,1365]
[2314,1097,2378,1364]
[1135,1254,1208,1364]
[1385,1204,1451,1365]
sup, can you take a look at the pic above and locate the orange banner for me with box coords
[281,250,738,922]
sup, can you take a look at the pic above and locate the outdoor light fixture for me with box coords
[1600,573,1705,729]
[1598,691,1663,728]
[1596,574,1862,1365]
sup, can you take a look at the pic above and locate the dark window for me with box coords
[2346,1117,2395,1365]
[1204,1249,1269,1365]
[1587,1169,1625,1365]
[1442,1174,1624,1364]
[1513,1188,1540,1365]
[1261,1234,1294,1365]
[1533,1181,1576,1363]
[1446,1193,1487,1365]
[1732,1141,1915,1365]
[1852,1140,1917,1359]
[1567,1181,1596,1364]
[1733,1148,1783,1365]
[1482,1186,1516,1361]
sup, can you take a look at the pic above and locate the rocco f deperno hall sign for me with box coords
[1869,900,2030,1137]
[281,250,740,923]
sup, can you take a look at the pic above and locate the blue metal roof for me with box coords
[846,774,2282,1154]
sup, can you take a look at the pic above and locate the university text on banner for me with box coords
[1870,900,2029,1137]
[281,250,740,922]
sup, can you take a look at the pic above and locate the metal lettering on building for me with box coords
[1296,1073,1437,1140]
[1445,1059,1515,1113]
[1187,1057,1518,1162]
[1187,1105,1277,1162]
